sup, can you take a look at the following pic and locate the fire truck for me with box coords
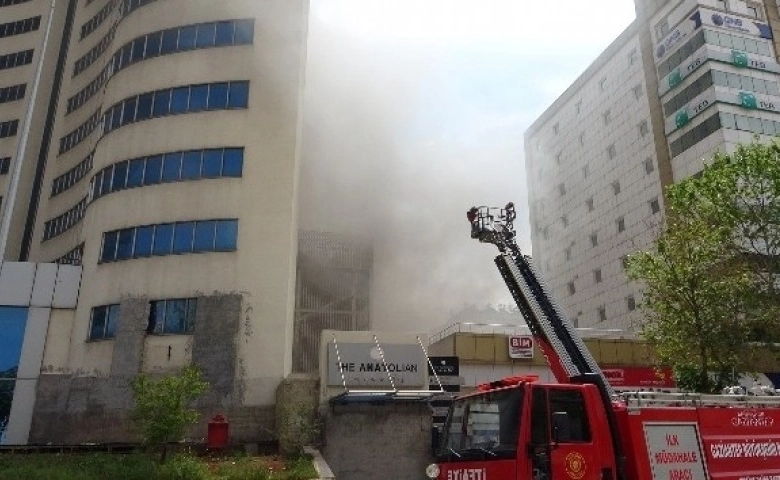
[425,204,780,480]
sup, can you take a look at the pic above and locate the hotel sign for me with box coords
[326,343,427,387]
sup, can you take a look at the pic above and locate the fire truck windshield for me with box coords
[436,388,523,461]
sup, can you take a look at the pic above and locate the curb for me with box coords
[304,446,335,480]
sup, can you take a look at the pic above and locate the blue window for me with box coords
[228,81,249,108]
[201,149,222,177]
[188,84,208,112]
[152,223,173,255]
[162,152,182,181]
[111,105,122,130]
[173,221,194,253]
[134,225,153,257]
[215,21,234,46]
[144,155,163,184]
[117,228,135,260]
[101,231,118,262]
[196,23,216,48]
[89,304,120,340]
[136,93,153,121]
[161,28,178,54]
[100,167,113,196]
[148,298,196,334]
[153,89,170,117]
[222,148,243,177]
[91,171,102,199]
[112,161,127,191]
[181,150,201,179]
[131,37,146,63]
[234,19,254,45]
[193,220,215,251]
[207,83,229,109]
[178,25,197,50]
[169,86,189,114]
[145,31,162,57]
[127,158,144,188]
[215,219,238,251]
[122,97,137,126]
[120,44,132,69]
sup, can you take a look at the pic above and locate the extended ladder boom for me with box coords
[467,203,615,397]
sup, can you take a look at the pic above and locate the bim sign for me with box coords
[508,335,534,359]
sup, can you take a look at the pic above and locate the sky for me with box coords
[299,1,636,332]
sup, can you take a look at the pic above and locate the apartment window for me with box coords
[593,268,602,283]
[557,183,566,196]
[568,282,576,295]
[0,120,19,139]
[148,298,196,334]
[582,164,589,178]
[586,197,594,212]
[598,306,607,323]
[590,232,598,247]
[746,2,763,19]
[100,219,238,263]
[607,144,616,159]
[0,157,9,175]
[612,181,621,195]
[633,84,642,100]
[80,1,115,39]
[90,147,243,202]
[0,83,25,104]
[639,120,649,137]
[43,198,87,239]
[100,81,250,138]
[599,78,607,92]
[670,112,721,157]
[627,295,636,311]
[89,304,120,340]
[628,48,637,65]
[650,197,661,214]
[579,132,585,146]
[617,216,625,233]
[55,243,84,266]
[0,0,34,6]
[553,123,559,135]
[52,153,93,196]
[603,110,611,125]
[58,109,101,153]
[0,16,41,38]
[644,157,654,174]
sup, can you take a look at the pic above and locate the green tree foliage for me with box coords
[131,365,208,462]
[628,140,780,392]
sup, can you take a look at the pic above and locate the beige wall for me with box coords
[26,0,310,407]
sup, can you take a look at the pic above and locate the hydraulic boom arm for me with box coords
[467,203,614,397]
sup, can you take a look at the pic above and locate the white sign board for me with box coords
[508,335,534,359]
[644,423,708,480]
[326,343,427,387]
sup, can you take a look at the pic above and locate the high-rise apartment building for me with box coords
[525,0,780,331]
[0,0,310,444]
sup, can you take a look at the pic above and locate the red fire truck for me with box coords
[425,204,780,480]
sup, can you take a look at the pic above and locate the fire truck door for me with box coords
[529,387,552,480]
[547,388,599,480]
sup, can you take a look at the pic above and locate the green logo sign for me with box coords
[739,91,758,109]
[732,50,748,67]
[668,68,682,88]
[675,108,690,128]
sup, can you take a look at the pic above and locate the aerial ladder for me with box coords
[467,203,626,479]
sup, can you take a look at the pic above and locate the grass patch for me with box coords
[0,452,318,480]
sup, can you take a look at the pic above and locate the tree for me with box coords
[131,365,209,462]
[628,139,780,392]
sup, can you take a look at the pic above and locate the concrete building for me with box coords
[0,0,310,444]
[525,0,780,331]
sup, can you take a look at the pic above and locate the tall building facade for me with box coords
[525,0,780,331]
[0,0,310,443]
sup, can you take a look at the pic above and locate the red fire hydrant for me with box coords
[207,414,229,450]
